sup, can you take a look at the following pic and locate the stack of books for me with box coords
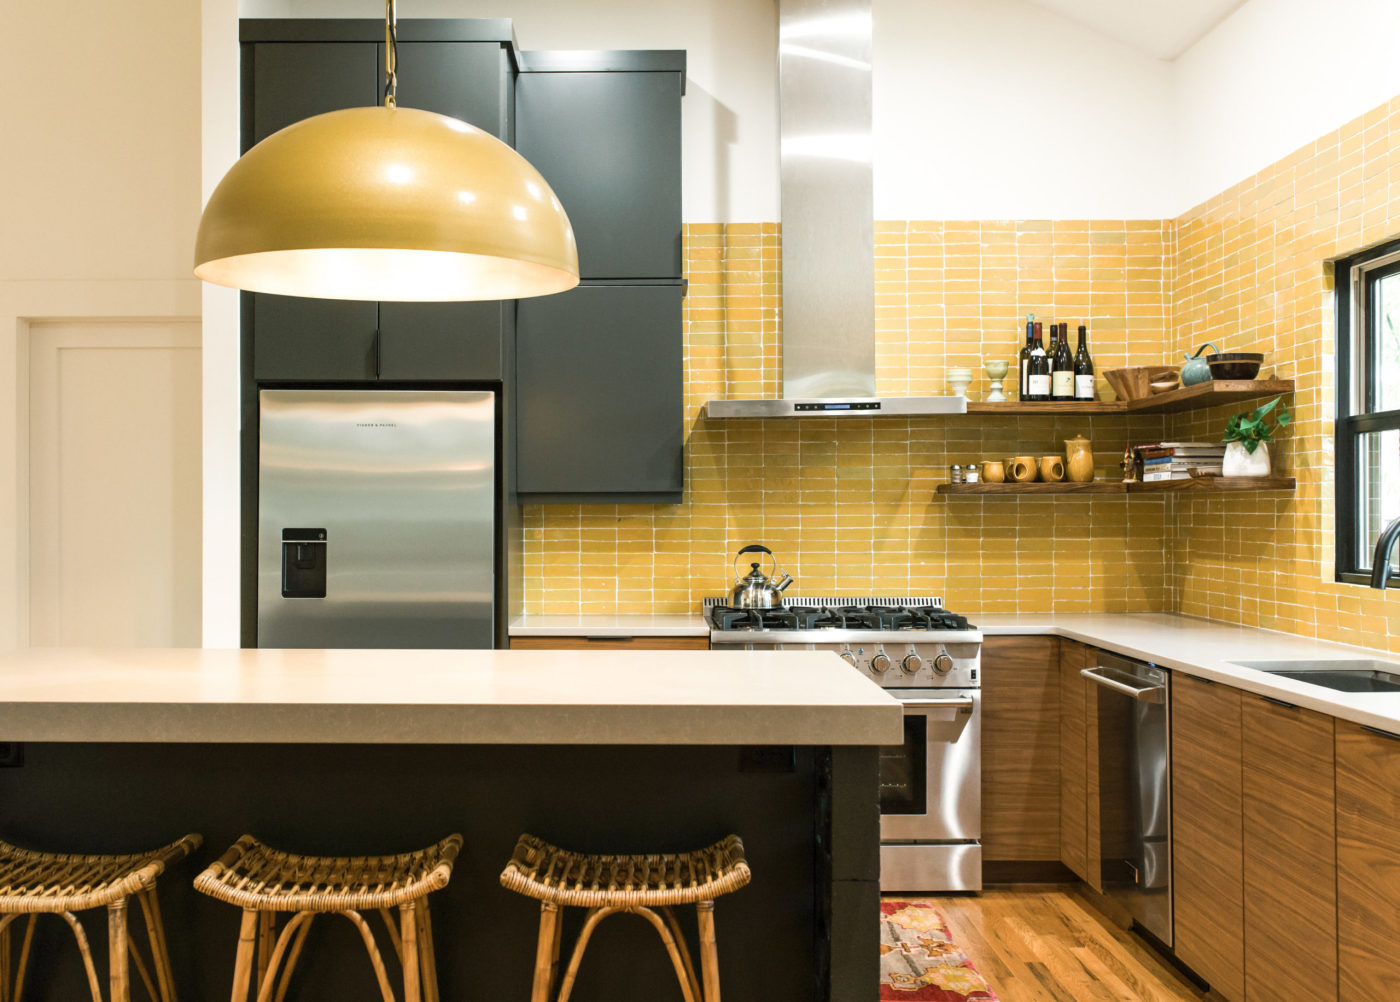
[1134,442,1227,482]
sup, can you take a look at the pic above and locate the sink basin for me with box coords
[1232,659,1400,693]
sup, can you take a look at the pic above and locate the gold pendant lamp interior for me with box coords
[194,0,579,302]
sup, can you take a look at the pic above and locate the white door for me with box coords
[28,320,202,646]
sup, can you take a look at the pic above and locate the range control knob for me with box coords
[901,654,922,675]
[869,653,892,674]
[932,653,954,675]
[839,649,857,666]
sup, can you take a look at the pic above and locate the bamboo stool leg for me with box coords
[555,907,621,1002]
[696,901,720,1002]
[229,909,259,1002]
[271,914,314,1002]
[339,911,396,1002]
[108,901,132,1002]
[399,903,421,1002]
[255,912,275,996]
[125,935,159,1002]
[0,915,10,1002]
[58,911,105,1002]
[11,916,36,1002]
[414,898,440,1002]
[530,903,560,1002]
[661,907,702,1001]
[136,888,177,1002]
[253,913,313,1002]
[631,908,697,1002]
[377,910,403,962]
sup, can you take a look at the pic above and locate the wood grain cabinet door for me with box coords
[1242,697,1336,1002]
[981,637,1061,861]
[1336,720,1400,1000]
[1058,640,1089,881]
[1171,675,1244,1002]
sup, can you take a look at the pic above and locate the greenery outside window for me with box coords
[1336,237,1400,584]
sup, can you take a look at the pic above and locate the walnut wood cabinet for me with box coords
[1171,675,1245,1002]
[1336,719,1400,1000]
[981,636,1061,861]
[508,636,709,651]
[1057,639,1091,883]
[1241,696,1336,1002]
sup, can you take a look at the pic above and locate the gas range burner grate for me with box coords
[705,602,971,633]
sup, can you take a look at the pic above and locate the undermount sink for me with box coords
[1232,659,1400,693]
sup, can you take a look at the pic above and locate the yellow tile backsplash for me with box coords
[522,92,1400,652]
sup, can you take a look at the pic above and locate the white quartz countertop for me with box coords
[509,614,709,637]
[977,612,1400,733]
[0,648,901,746]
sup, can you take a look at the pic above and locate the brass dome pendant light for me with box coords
[194,0,578,302]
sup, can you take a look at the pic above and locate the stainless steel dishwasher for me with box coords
[1082,652,1171,946]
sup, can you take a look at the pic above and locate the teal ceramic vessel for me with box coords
[1181,342,1219,385]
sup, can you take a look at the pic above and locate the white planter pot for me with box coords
[1223,440,1270,477]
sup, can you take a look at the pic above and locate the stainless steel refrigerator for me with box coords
[258,389,496,649]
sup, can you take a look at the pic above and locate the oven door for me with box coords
[879,689,980,842]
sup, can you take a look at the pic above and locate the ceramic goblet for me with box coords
[983,359,1009,402]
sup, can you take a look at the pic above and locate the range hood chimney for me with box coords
[705,0,965,419]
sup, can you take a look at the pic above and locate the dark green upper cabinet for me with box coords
[516,285,683,498]
[242,24,513,383]
[516,70,683,279]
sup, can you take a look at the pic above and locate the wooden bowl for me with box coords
[1105,366,1179,401]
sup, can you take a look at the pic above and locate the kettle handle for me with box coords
[1185,341,1220,361]
[733,545,782,583]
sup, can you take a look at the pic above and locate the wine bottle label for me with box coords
[1052,371,1074,397]
[1075,374,1095,399]
[1028,374,1051,396]
[1020,359,1028,394]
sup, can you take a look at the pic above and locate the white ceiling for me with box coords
[1022,0,1250,60]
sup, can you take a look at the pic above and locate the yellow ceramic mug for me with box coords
[1007,456,1037,483]
[1040,456,1066,482]
[982,460,1005,484]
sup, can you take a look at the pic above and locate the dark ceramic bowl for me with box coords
[1207,352,1263,380]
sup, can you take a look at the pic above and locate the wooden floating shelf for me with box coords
[965,379,1294,416]
[936,476,1297,496]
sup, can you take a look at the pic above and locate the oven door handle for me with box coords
[895,697,975,711]
[1081,667,1165,703]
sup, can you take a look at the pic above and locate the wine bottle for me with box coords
[1051,322,1074,400]
[1074,324,1095,401]
[1027,323,1050,401]
[1018,314,1035,401]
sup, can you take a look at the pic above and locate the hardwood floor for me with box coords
[890,887,1207,1002]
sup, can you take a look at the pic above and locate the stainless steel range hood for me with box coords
[704,0,965,419]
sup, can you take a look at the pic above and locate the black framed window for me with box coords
[1336,237,1400,584]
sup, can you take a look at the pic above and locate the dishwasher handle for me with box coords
[894,696,976,711]
[1081,666,1165,703]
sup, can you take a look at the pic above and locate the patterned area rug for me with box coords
[880,900,999,1000]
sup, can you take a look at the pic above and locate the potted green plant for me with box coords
[1222,396,1291,477]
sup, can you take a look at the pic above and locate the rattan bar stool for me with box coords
[500,833,751,1002]
[0,833,202,1002]
[194,833,461,1002]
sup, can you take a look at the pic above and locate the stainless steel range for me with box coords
[707,596,983,892]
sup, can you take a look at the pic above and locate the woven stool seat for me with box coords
[0,834,201,913]
[194,833,462,913]
[501,833,751,909]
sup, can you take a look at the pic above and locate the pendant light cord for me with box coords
[383,0,398,108]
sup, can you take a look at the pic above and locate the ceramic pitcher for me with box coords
[1065,435,1095,482]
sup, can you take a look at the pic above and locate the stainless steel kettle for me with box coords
[730,545,794,608]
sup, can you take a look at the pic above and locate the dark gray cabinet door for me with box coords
[376,43,506,378]
[516,285,683,497]
[395,42,505,138]
[378,302,503,380]
[251,295,377,381]
[516,72,682,279]
[251,43,378,144]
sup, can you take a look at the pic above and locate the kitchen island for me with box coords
[0,647,898,1002]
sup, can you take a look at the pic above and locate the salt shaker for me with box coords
[949,464,963,484]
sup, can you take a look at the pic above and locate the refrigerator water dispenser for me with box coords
[281,529,327,598]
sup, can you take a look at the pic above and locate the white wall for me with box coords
[875,0,1176,219]
[1174,0,1400,213]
